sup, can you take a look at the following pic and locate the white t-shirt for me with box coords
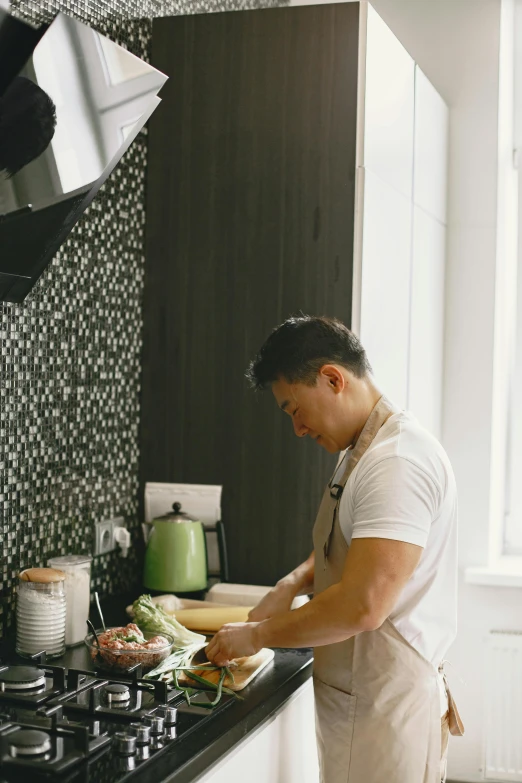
[333,410,458,715]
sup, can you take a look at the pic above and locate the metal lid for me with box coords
[19,568,66,583]
[154,502,200,523]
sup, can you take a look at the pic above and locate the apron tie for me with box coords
[438,660,465,737]
[438,658,466,686]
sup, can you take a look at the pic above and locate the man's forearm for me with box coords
[255,581,372,649]
[277,551,314,598]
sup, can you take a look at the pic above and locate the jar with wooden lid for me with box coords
[16,568,66,658]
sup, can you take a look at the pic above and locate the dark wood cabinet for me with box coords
[141,3,359,585]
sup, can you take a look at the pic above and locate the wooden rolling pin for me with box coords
[170,606,255,632]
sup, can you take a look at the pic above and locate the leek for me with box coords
[132,594,206,649]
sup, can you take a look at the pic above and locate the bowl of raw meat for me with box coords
[85,623,173,672]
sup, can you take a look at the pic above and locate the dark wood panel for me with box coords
[141,3,360,586]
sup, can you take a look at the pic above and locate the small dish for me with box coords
[84,628,173,673]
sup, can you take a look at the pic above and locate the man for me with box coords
[206,315,463,783]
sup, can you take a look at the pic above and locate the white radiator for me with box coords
[485,631,522,781]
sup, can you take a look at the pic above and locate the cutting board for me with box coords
[178,647,274,691]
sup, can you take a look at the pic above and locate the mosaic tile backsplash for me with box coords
[0,0,287,638]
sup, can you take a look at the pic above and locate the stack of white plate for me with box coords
[16,592,66,657]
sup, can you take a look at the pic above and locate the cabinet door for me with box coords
[413,66,449,224]
[355,3,415,409]
[358,168,412,409]
[408,66,448,436]
[408,207,446,437]
[196,681,319,783]
[356,20,447,423]
[142,4,360,586]
[361,3,415,200]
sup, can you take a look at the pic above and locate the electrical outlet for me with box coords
[94,517,126,556]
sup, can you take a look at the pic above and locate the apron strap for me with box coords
[322,395,399,563]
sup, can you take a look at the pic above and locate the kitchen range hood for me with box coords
[0,9,167,303]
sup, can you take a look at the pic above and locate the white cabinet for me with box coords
[195,680,319,783]
[355,6,448,435]
[359,169,412,409]
[407,68,448,437]
[362,4,415,201]
[408,207,446,438]
[413,68,449,225]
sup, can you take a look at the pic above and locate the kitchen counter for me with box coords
[59,642,313,783]
[2,594,314,783]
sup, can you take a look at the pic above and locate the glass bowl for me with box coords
[84,628,173,673]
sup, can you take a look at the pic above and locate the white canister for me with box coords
[48,555,92,646]
[16,568,67,658]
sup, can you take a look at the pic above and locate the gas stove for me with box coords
[0,652,233,782]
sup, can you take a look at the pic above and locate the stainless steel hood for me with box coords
[0,9,167,303]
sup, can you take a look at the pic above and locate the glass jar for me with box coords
[48,555,92,646]
[16,568,66,658]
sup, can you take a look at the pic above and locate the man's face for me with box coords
[271,370,348,453]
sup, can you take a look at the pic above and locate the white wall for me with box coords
[290,1,515,781]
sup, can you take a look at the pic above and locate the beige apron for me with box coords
[312,395,464,783]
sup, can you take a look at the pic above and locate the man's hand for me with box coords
[205,622,262,667]
[247,584,294,622]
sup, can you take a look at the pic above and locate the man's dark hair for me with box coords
[0,76,57,177]
[246,315,373,390]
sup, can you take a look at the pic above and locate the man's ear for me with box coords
[319,364,346,393]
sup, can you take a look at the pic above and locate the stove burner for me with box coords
[103,683,131,704]
[0,666,46,692]
[9,729,52,757]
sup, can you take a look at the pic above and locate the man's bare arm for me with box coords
[206,539,422,665]
[248,552,314,622]
[280,550,315,596]
[256,538,422,648]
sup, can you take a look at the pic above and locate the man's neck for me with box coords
[348,385,382,448]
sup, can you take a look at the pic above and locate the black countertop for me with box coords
[4,594,313,783]
[63,643,312,783]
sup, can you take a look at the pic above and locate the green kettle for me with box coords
[142,502,207,593]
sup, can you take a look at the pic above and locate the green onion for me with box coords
[189,668,226,708]
[134,593,238,708]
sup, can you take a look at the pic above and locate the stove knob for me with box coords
[129,722,151,745]
[158,706,177,725]
[136,744,150,761]
[144,715,164,736]
[151,736,164,751]
[113,732,137,756]
[117,755,137,773]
